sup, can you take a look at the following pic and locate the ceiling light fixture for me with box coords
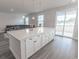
[32,16,35,20]
[22,15,25,19]
[72,0,76,3]
[32,0,35,20]
[10,8,14,12]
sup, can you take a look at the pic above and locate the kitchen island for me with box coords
[7,27,55,59]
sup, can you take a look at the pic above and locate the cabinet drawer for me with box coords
[41,34,48,47]
[26,38,34,58]
[26,35,42,58]
[32,36,41,53]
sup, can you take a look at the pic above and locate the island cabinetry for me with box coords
[25,35,42,58]
[7,27,55,59]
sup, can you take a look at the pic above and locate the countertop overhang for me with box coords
[7,27,55,41]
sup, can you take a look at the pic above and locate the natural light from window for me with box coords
[25,17,29,25]
[38,15,44,27]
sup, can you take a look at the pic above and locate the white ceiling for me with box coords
[0,0,77,14]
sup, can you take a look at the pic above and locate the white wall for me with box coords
[38,10,56,28]
[27,4,77,28]
[27,13,38,27]
[27,10,56,28]
[27,3,78,40]
[0,13,25,32]
[73,12,78,40]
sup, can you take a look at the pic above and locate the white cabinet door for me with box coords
[26,38,34,58]
[41,32,54,47]
[33,35,41,53]
[41,33,48,47]
[25,32,55,58]
[45,33,50,44]
[49,32,55,41]
[41,34,45,47]
[48,33,53,42]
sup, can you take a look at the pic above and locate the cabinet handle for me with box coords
[29,39,32,40]
[34,41,37,43]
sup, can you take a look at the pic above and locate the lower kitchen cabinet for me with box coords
[26,32,55,58]
[7,27,55,59]
[26,38,34,58]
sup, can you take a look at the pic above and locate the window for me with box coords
[25,17,29,25]
[56,11,65,35]
[55,8,77,38]
[38,15,44,27]
[64,9,77,37]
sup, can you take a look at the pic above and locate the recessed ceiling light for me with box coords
[10,8,14,12]
[72,0,76,3]
[22,16,25,19]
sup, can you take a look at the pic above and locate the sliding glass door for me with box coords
[55,11,65,36]
[55,8,77,38]
[63,9,77,37]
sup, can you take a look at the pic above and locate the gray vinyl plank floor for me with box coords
[29,36,78,59]
[0,34,78,59]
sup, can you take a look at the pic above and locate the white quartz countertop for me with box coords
[7,27,55,41]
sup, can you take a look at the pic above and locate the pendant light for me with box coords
[32,16,35,20]
[32,0,35,20]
